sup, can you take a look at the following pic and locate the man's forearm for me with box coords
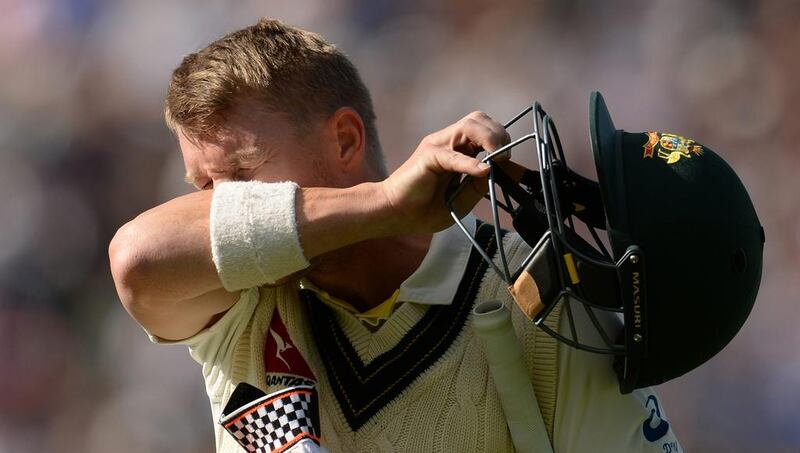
[296,182,394,258]
[109,182,393,305]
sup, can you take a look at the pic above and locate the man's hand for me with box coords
[380,111,511,234]
[296,111,510,257]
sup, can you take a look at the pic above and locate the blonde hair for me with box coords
[165,18,386,176]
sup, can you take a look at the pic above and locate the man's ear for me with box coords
[327,107,366,173]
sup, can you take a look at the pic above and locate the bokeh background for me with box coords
[1,0,797,451]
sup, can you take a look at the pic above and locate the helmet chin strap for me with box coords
[506,232,560,321]
[507,231,622,319]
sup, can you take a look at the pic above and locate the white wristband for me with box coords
[210,181,310,291]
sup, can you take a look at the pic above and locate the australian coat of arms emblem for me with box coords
[643,132,704,164]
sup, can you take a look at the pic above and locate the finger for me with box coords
[451,113,511,154]
[427,111,508,148]
[453,141,478,158]
[433,148,491,178]
[469,112,512,161]
[471,111,511,148]
[449,118,499,153]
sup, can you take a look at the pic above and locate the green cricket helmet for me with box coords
[446,92,764,393]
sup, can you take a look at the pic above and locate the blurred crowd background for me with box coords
[0,0,797,451]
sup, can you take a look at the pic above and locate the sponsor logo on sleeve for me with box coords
[641,395,671,442]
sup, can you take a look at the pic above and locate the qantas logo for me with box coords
[264,312,315,383]
[269,328,293,369]
[265,375,315,387]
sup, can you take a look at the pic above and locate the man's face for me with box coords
[180,105,335,191]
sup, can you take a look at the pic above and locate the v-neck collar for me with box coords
[302,222,500,431]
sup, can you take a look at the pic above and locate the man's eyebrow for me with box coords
[181,146,265,188]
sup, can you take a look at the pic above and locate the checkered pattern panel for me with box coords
[222,387,319,453]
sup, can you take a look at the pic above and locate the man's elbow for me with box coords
[109,222,159,314]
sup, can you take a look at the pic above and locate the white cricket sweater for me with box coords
[151,223,682,452]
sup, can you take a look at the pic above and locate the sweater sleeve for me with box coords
[146,288,259,360]
[210,181,311,291]
[502,232,681,452]
[552,305,683,452]
[145,288,262,402]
